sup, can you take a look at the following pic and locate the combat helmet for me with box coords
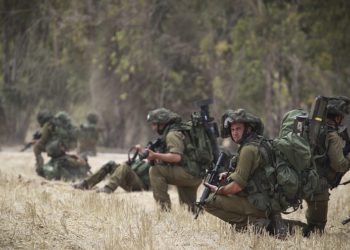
[37,110,54,127]
[221,108,264,138]
[86,112,99,124]
[147,108,181,124]
[55,111,72,125]
[327,96,350,117]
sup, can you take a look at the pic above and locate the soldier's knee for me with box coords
[101,160,117,174]
[119,164,129,172]
[149,166,160,178]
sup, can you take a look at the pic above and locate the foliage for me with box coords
[0,0,349,146]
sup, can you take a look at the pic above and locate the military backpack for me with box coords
[46,111,79,157]
[247,109,319,213]
[169,116,214,177]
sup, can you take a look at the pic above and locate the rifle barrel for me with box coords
[342,217,350,225]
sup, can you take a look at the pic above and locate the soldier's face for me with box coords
[151,122,165,134]
[230,123,245,143]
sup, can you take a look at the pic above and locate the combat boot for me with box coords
[302,223,325,237]
[73,180,89,190]
[96,185,114,194]
[35,167,45,177]
[252,218,271,234]
[270,213,288,240]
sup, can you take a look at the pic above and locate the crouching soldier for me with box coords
[147,108,203,213]
[303,96,350,236]
[77,112,100,157]
[34,110,90,181]
[204,109,287,238]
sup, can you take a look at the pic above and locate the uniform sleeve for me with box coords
[33,123,52,156]
[228,145,260,189]
[165,131,185,155]
[327,131,350,173]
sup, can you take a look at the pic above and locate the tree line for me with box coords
[0,0,349,148]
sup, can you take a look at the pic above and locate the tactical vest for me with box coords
[236,136,277,212]
[314,126,341,189]
[157,122,205,177]
[131,160,151,190]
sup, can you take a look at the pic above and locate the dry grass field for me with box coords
[1,148,350,250]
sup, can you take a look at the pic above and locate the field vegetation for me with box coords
[1,150,350,249]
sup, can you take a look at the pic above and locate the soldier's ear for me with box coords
[335,115,343,124]
[246,126,252,134]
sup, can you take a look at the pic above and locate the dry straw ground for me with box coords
[1,149,350,250]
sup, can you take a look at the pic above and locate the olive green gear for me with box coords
[220,108,264,138]
[37,110,54,127]
[327,96,350,117]
[86,113,99,124]
[147,108,181,124]
[55,111,72,124]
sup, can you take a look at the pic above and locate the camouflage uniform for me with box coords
[34,110,89,181]
[74,160,150,193]
[204,109,269,231]
[148,108,202,212]
[304,97,350,236]
[78,113,99,157]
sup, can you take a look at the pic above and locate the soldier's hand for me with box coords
[134,144,144,153]
[204,182,218,193]
[219,172,228,181]
[146,149,156,161]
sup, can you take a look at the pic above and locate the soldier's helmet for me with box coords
[147,108,181,124]
[37,110,54,127]
[86,113,99,124]
[221,108,264,138]
[55,111,72,125]
[327,96,350,117]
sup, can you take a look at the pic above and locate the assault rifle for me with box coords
[193,99,220,163]
[127,138,162,165]
[194,151,229,219]
[342,217,350,225]
[20,131,41,152]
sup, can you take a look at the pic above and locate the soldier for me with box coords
[78,112,100,157]
[72,157,150,193]
[203,109,286,236]
[34,110,90,181]
[147,108,202,212]
[303,96,350,236]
